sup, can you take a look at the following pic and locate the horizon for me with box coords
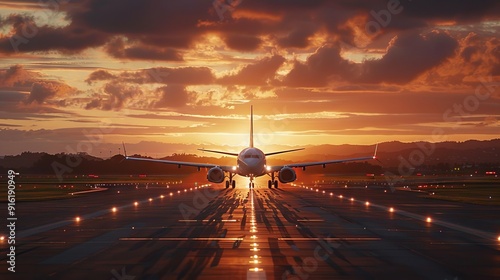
[1,138,499,158]
[0,1,499,156]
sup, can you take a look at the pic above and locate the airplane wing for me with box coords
[122,143,235,172]
[288,155,376,169]
[124,156,215,168]
[265,148,305,156]
[198,148,239,157]
[269,144,378,171]
[124,156,236,172]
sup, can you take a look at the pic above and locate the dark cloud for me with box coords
[24,81,73,104]
[0,14,107,54]
[153,85,190,108]
[283,45,356,87]
[1,0,498,58]
[104,37,183,61]
[86,82,143,111]
[360,31,458,84]
[0,65,75,106]
[223,34,262,51]
[85,69,116,85]
[0,65,40,87]
[85,67,215,85]
[219,55,285,86]
[277,23,317,48]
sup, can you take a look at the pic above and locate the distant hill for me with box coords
[0,139,498,176]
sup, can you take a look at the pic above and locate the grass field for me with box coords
[319,174,500,206]
[0,174,190,202]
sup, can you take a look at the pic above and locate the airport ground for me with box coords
[0,175,499,279]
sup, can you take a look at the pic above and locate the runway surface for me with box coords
[1,179,499,279]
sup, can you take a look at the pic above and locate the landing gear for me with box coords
[225,179,236,189]
[268,180,279,188]
[268,172,279,188]
[225,173,236,189]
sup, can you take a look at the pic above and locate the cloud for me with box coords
[84,70,116,85]
[360,31,458,84]
[0,0,497,61]
[85,67,215,85]
[104,37,183,61]
[283,45,356,87]
[0,65,40,87]
[0,14,107,54]
[218,55,286,86]
[0,65,76,107]
[153,85,190,108]
[85,82,143,111]
[277,23,318,48]
[24,81,74,104]
[222,34,262,51]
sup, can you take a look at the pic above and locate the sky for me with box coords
[0,0,499,157]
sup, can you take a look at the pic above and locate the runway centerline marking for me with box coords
[278,237,381,241]
[120,237,244,241]
[178,219,238,222]
[247,189,266,279]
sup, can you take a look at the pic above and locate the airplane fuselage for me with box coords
[236,147,267,178]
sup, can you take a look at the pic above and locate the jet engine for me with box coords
[278,167,296,183]
[207,167,225,183]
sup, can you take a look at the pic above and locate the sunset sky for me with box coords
[0,0,499,157]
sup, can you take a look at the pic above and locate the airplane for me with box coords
[123,106,378,189]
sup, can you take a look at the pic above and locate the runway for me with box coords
[1,180,499,279]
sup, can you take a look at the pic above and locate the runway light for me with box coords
[350,198,354,201]
[170,192,173,196]
[149,198,153,202]
[160,195,164,198]
[112,207,117,213]
[0,236,4,241]
[389,207,394,213]
[339,195,343,199]
[365,201,370,206]
[250,268,262,272]
[330,193,333,196]
[426,217,432,223]
[75,216,81,222]
[134,202,138,206]
[497,236,500,241]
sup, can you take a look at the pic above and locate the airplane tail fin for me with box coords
[250,105,254,148]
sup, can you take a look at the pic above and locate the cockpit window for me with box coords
[244,155,260,159]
